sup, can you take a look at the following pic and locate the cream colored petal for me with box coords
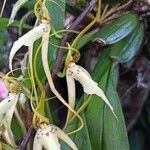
[9,21,49,71]
[0,93,18,127]
[64,69,76,128]
[20,52,28,75]
[3,129,13,145]
[53,125,78,150]
[33,136,43,150]
[18,93,26,109]
[33,126,60,150]
[4,101,17,130]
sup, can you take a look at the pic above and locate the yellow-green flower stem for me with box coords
[28,44,49,127]
[28,45,38,102]
[33,36,49,126]
[70,95,92,123]
[71,0,101,52]
[30,89,48,128]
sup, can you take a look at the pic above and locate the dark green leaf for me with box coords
[77,13,139,49]
[110,23,144,63]
[11,116,23,140]
[0,18,32,30]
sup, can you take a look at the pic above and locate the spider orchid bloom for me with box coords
[33,124,78,150]
[66,63,117,118]
[9,20,50,71]
[0,80,8,99]
[0,93,18,130]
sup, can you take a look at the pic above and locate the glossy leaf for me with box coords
[77,13,139,49]
[109,23,144,63]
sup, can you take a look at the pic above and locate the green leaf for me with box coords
[110,23,144,63]
[11,116,23,140]
[0,18,32,30]
[62,20,144,150]
[77,13,139,49]
[45,0,65,30]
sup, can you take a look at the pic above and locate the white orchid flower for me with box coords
[66,63,117,118]
[9,20,50,72]
[33,124,78,150]
[0,93,18,129]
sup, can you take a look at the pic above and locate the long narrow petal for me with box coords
[9,21,49,71]
[54,125,78,150]
[64,69,76,128]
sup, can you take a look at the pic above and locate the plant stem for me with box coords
[51,0,97,80]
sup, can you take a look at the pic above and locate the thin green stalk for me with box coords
[71,0,101,48]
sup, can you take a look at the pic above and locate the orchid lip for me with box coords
[33,124,78,150]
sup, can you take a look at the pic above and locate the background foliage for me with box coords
[0,0,150,150]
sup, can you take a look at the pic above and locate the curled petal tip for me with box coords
[54,125,78,150]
